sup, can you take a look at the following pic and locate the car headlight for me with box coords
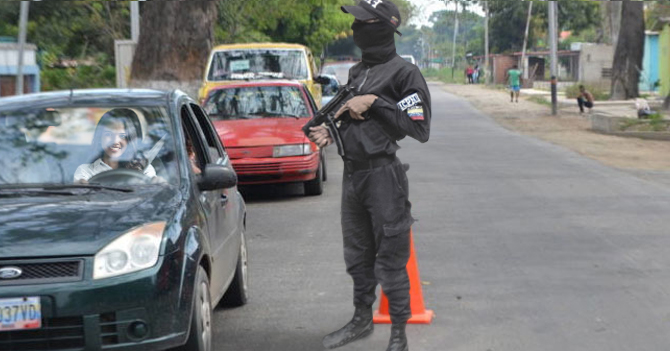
[93,222,167,280]
[273,144,312,157]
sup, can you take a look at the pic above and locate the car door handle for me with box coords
[220,194,229,207]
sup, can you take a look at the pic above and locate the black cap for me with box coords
[341,0,402,36]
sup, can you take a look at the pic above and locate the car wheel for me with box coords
[321,153,327,182]
[221,229,249,307]
[304,161,324,196]
[178,266,212,351]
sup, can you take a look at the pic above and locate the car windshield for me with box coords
[207,49,309,81]
[0,106,179,188]
[204,85,311,120]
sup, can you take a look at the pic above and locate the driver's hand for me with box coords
[151,176,167,184]
[126,156,148,172]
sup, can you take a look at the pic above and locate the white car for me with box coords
[400,55,417,65]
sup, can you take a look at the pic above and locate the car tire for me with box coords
[321,153,327,182]
[178,266,212,351]
[221,229,249,307]
[304,160,324,196]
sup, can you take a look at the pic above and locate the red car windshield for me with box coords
[204,86,311,120]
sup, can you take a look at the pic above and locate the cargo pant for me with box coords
[341,157,414,324]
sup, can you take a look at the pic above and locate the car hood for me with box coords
[213,118,310,148]
[0,186,181,259]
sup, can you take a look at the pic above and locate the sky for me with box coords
[408,0,484,27]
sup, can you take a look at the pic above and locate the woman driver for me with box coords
[74,108,157,183]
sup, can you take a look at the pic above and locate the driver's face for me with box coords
[101,122,128,160]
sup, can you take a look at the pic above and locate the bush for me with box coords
[565,83,609,100]
[421,66,467,84]
[41,64,116,91]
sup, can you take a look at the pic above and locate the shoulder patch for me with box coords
[397,93,421,111]
[407,106,424,121]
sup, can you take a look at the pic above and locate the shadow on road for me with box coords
[238,183,309,203]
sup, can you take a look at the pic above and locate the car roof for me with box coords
[0,89,178,111]
[211,42,308,51]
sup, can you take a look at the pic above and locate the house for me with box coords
[640,31,660,92]
[0,41,40,96]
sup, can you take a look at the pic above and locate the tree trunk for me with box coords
[610,1,644,100]
[130,1,217,96]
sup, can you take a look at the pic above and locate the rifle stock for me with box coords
[302,85,354,157]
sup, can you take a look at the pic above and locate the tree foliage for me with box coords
[488,0,600,53]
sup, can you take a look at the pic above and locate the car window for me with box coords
[204,85,311,120]
[0,106,178,187]
[189,103,225,162]
[180,105,209,168]
[207,49,308,81]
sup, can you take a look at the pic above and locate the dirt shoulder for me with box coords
[439,83,670,173]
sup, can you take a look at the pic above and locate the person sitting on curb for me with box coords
[577,85,595,114]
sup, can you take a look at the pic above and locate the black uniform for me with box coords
[339,54,431,324]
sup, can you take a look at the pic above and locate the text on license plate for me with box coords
[0,297,41,332]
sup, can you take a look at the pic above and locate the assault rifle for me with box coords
[302,85,355,157]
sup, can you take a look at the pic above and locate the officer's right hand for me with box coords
[309,126,333,148]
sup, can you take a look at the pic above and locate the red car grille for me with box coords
[227,146,274,159]
[232,159,317,174]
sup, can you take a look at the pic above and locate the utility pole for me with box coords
[521,1,533,80]
[451,1,459,79]
[548,0,558,115]
[131,1,140,42]
[484,0,489,84]
[16,1,29,96]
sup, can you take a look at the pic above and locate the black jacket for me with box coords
[339,54,431,161]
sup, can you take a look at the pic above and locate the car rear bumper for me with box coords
[232,152,320,185]
[0,250,194,351]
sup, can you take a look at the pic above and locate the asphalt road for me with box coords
[212,82,670,351]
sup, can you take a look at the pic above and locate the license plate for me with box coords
[0,297,41,332]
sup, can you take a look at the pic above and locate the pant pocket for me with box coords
[379,221,412,270]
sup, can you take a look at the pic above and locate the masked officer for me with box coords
[308,1,431,350]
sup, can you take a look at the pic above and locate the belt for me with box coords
[343,155,396,173]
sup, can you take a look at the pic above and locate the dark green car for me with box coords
[0,89,248,351]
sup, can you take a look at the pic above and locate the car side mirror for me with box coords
[198,164,237,191]
[314,75,330,85]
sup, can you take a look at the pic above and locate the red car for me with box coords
[203,81,326,195]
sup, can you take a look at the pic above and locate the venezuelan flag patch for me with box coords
[408,106,424,121]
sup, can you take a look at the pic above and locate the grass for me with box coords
[421,67,467,84]
[618,113,670,132]
[565,83,610,101]
[527,95,551,107]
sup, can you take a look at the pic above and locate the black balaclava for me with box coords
[352,21,396,66]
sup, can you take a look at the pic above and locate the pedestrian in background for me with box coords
[506,65,522,103]
[308,1,431,350]
[473,64,480,84]
[577,85,594,114]
[466,65,474,84]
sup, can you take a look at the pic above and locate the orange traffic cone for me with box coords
[374,229,434,324]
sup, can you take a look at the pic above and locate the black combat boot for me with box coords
[386,323,408,351]
[322,306,374,349]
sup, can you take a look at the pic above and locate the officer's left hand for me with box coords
[335,94,378,121]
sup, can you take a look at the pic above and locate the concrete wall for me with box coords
[640,33,660,92]
[0,43,37,66]
[578,44,614,90]
[660,26,670,98]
